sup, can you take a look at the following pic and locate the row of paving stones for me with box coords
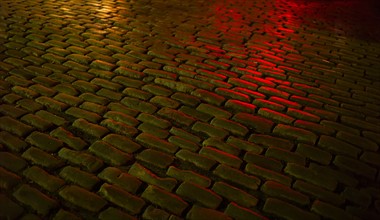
[1,0,380,219]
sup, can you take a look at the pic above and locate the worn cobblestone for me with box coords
[1,0,380,218]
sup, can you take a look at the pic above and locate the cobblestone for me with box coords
[23,166,65,192]
[187,205,232,220]
[59,185,107,212]
[129,162,177,191]
[177,181,222,209]
[141,185,188,216]
[99,183,145,215]
[1,0,380,218]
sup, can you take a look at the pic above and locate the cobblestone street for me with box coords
[1,0,380,219]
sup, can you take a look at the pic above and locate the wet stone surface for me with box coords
[1,0,380,219]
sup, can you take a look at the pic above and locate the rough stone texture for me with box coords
[1,0,379,219]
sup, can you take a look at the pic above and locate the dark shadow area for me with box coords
[290,0,380,41]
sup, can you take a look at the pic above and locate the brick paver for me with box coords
[1,0,380,219]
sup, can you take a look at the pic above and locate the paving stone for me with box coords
[141,185,188,215]
[258,108,295,124]
[333,155,377,180]
[362,131,380,145]
[121,97,157,114]
[163,66,196,78]
[59,185,107,212]
[245,163,292,186]
[22,147,64,170]
[2,93,22,104]
[192,89,226,106]
[273,124,318,145]
[53,83,79,96]
[114,66,145,79]
[102,133,141,154]
[263,198,320,220]
[211,118,249,137]
[197,103,232,119]
[0,151,27,173]
[53,209,82,220]
[138,114,170,131]
[318,135,361,158]
[248,134,294,150]
[17,99,44,112]
[0,116,34,137]
[112,76,145,88]
[176,149,217,171]
[0,104,28,118]
[23,166,64,192]
[166,166,211,187]
[25,131,63,152]
[89,140,132,166]
[59,165,99,190]
[213,181,258,208]
[129,162,177,191]
[136,132,178,154]
[108,102,139,117]
[293,180,345,206]
[225,202,269,220]
[171,92,201,107]
[187,205,232,220]
[50,127,87,150]
[35,110,68,126]
[11,86,38,99]
[73,118,109,139]
[157,107,196,127]
[227,136,263,154]
[20,113,53,131]
[232,113,274,134]
[123,87,152,100]
[58,148,103,173]
[99,183,145,215]
[0,194,24,220]
[360,151,380,167]
[265,147,306,165]
[178,106,211,122]
[284,163,337,191]
[203,138,240,156]
[214,164,260,190]
[98,207,136,220]
[320,120,360,135]
[261,180,309,206]
[295,143,332,165]
[293,120,335,135]
[200,146,242,168]
[192,122,229,139]
[13,184,58,216]
[100,118,138,137]
[98,167,142,194]
[336,131,378,151]
[309,163,359,187]
[0,167,22,190]
[244,152,283,172]
[142,205,170,220]
[341,187,371,208]
[137,149,174,169]
[176,181,222,209]
[36,96,69,111]
[311,200,359,220]
[155,78,196,93]
[151,96,181,108]
[180,76,215,91]
[104,111,139,127]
